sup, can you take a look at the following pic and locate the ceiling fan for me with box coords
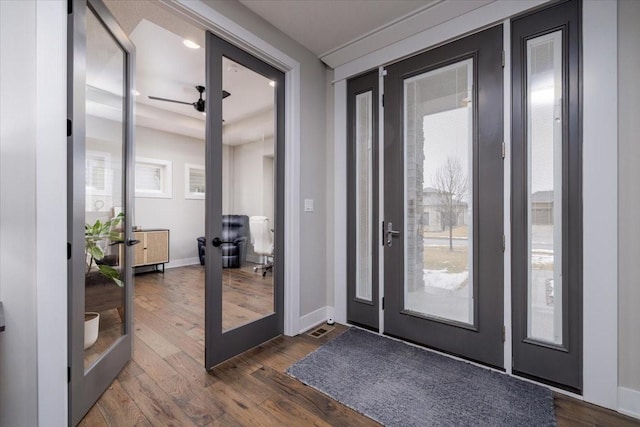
[148,85,230,113]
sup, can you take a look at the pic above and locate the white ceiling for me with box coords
[238,0,436,57]
[92,0,491,142]
[95,0,275,144]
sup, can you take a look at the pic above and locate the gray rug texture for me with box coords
[287,328,556,426]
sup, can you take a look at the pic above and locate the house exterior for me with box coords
[1,0,639,425]
[422,187,468,232]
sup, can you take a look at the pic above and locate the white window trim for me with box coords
[185,163,205,200]
[86,150,113,197]
[135,156,172,199]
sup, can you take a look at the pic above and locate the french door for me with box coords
[204,33,285,368]
[383,25,504,368]
[68,0,135,423]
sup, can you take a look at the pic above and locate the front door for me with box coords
[68,0,136,423]
[383,25,504,368]
[204,33,285,367]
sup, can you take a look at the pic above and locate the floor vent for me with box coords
[307,325,333,338]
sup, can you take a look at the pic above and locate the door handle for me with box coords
[126,239,141,246]
[212,237,223,247]
[387,222,400,247]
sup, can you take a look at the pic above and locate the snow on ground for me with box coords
[423,269,468,290]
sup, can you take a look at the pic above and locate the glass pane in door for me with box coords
[84,6,126,368]
[355,91,373,302]
[221,57,275,332]
[526,31,563,344]
[403,59,474,325]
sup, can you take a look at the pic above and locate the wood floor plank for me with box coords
[132,336,181,385]
[259,396,334,427]
[79,266,640,427]
[251,365,381,426]
[77,402,108,427]
[156,373,222,426]
[94,379,151,427]
[134,321,182,358]
[555,393,640,427]
[120,372,196,427]
[164,351,217,388]
[205,380,280,427]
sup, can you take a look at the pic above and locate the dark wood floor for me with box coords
[80,265,640,426]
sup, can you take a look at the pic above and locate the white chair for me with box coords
[249,216,273,276]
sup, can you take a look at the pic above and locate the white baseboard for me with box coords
[619,387,640,420]
[299,306,329,334]
[165,257,201,269]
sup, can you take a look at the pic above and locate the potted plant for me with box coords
[85,212,124,287]
[83,212,124,350]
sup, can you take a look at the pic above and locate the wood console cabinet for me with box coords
[132,229,169,272]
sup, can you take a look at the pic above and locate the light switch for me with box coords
[304,199,314,212]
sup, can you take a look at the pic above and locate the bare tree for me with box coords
[433,157,468,251]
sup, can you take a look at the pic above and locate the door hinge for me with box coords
[502,235,506,252]
[382,94,384,107]
[381,297,385,310]
[67,0,72,14]
[502,326,506,343]
[67,366,71,383]
[67,242,72,260]
[67,119,72,137]
[501,142,505,159]
[380,68,387,77]
[501,50,505,68]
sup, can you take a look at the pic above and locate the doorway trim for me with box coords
[165,0,302,335]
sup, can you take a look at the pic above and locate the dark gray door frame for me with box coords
[204,32,285,368]
[68,0,135,424]
[383,25,504,369]
[511,0,582,393]
[347,70,380,331]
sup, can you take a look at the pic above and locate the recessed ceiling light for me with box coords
[183,39,200,49]
[269,81,276,87]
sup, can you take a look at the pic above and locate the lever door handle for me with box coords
[387,222,400,247]
[126,239,141,246]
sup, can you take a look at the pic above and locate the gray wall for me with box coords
[87,115,208,265]
[618,0,640,393]
[325,68,336,308]
[135,126,207,264]
[203,0,328,317]
[0,1,68,425]
[0,2,39,424]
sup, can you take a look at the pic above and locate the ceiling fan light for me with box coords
[183,39,200,49]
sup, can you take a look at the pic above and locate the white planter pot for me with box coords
[84,312,100,350]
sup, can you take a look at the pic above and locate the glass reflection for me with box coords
[221,57,276,332]
[84,7,126,369]
[355,91,373,302]
[403,59,474,325]
[526,31,563,344]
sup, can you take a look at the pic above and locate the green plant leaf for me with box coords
[97,264,124,287]
[89,245,104,260]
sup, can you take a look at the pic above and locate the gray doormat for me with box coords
[287,328,556,426]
